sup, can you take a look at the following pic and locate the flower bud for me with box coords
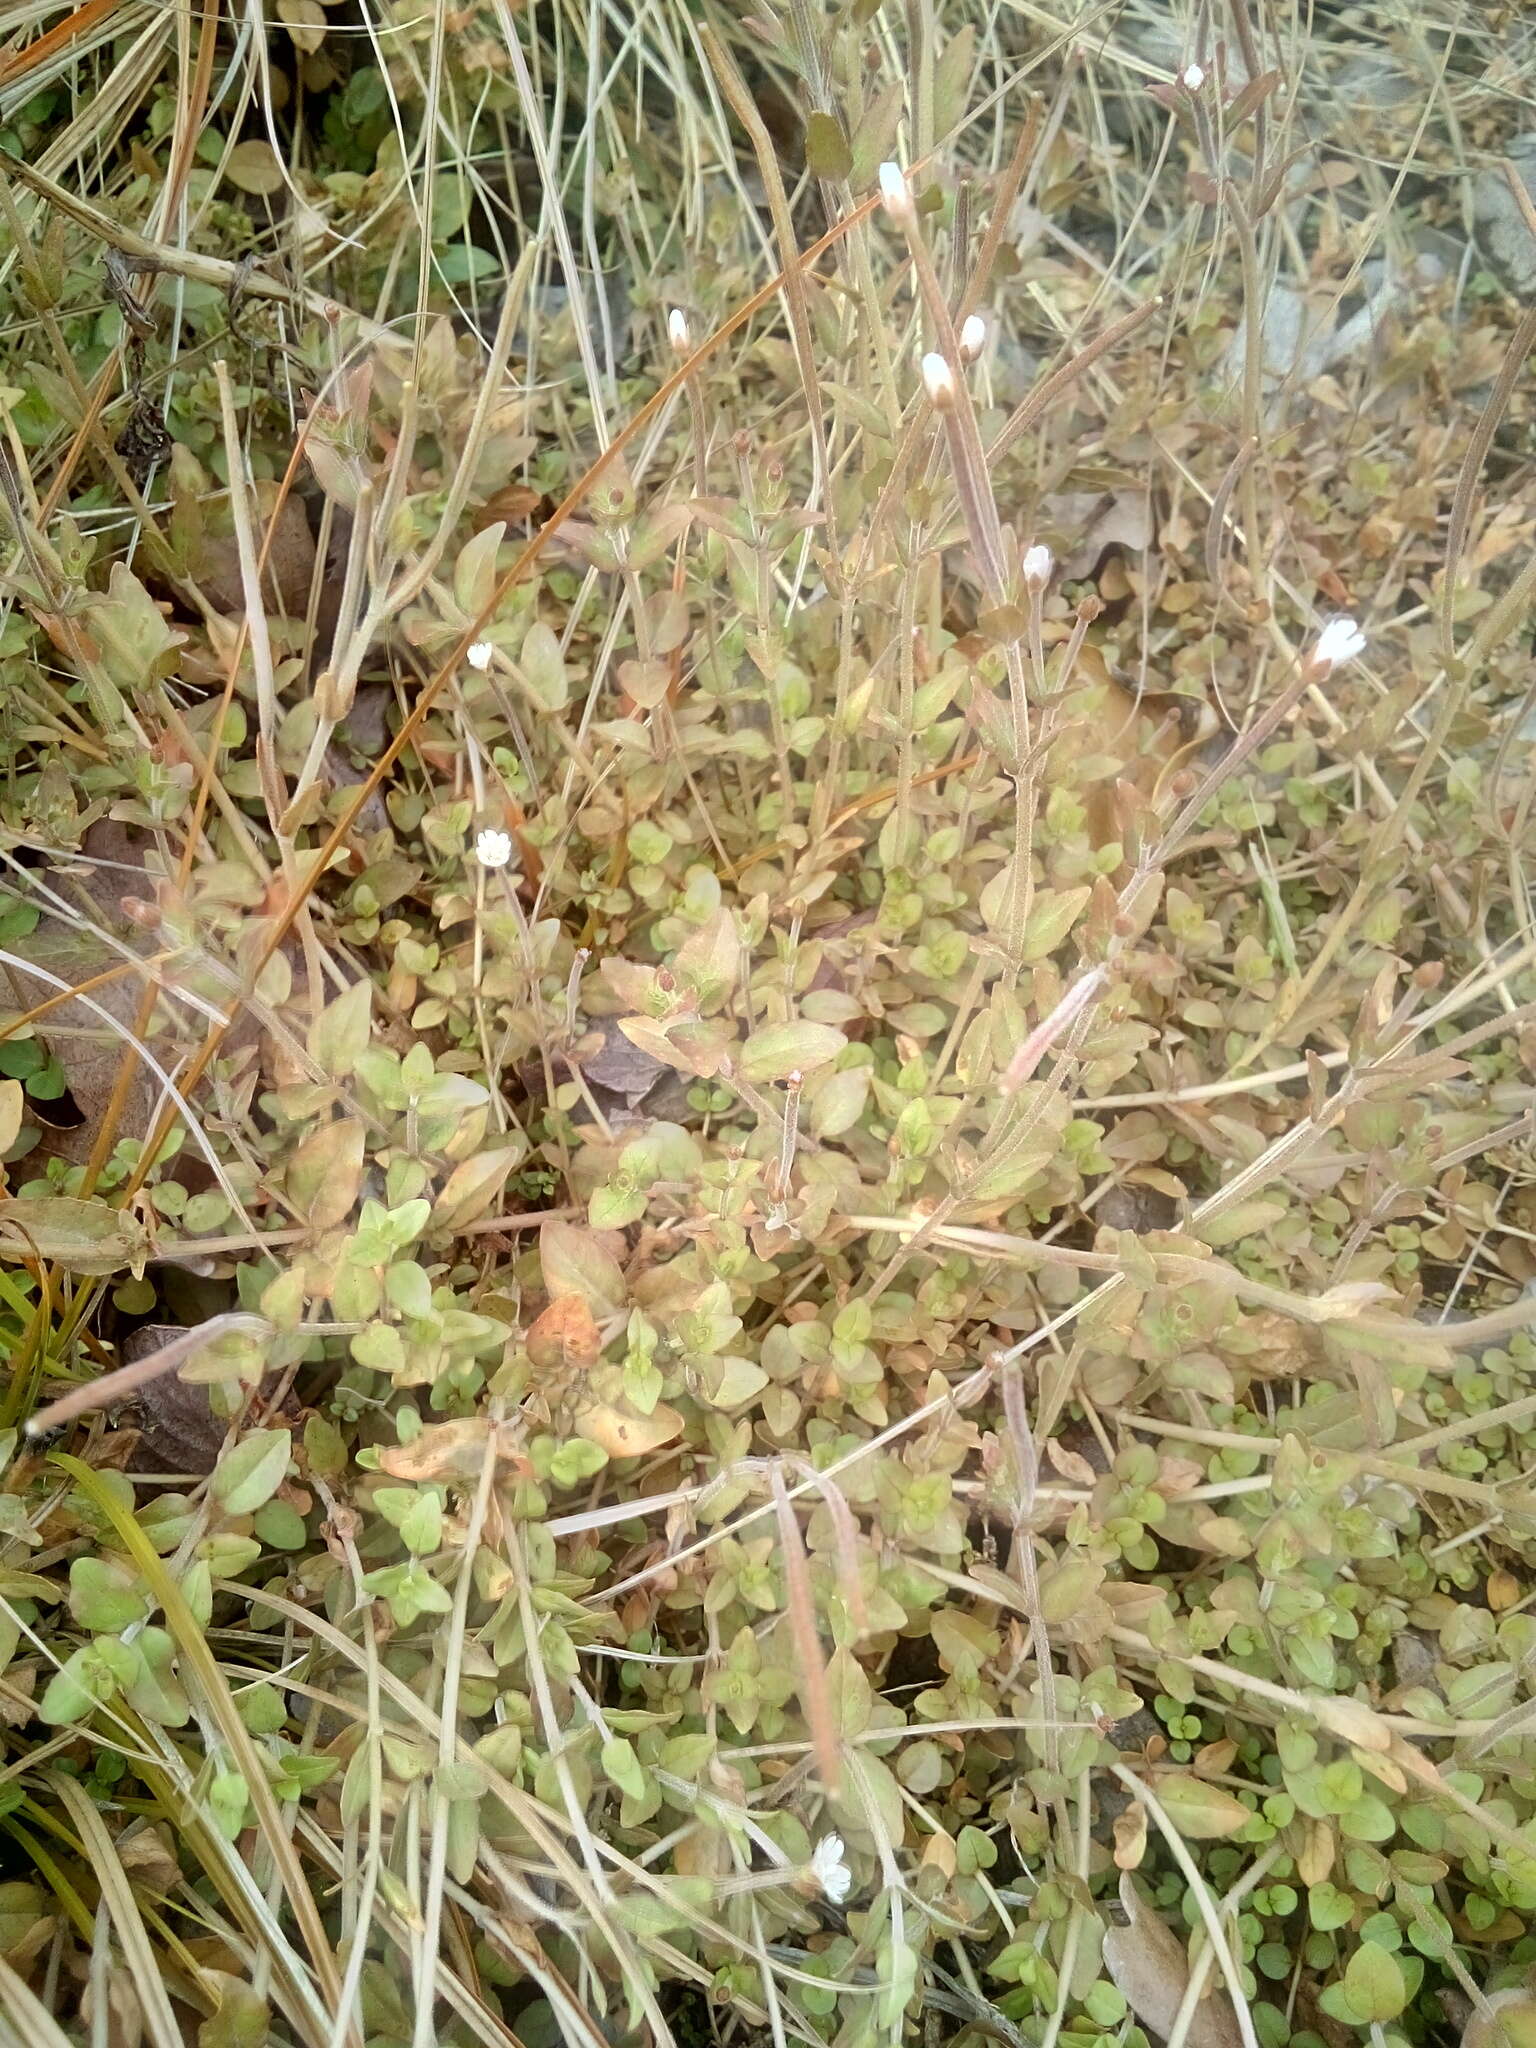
[877,161,914,226]
[920,352,956,410]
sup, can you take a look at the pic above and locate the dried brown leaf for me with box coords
[374,1418,527,1483]
[574,1400,684,1459]
[1103,1874,1241,2048]
[526,1294,604,1373]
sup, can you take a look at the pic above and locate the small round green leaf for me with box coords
[1342,1942,1406,2023]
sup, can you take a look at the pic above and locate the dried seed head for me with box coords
[667,307,690,354]
[958,313,987,363]
[1022,543,1054,588]
[920,352,956,410]
[877,161,915,225]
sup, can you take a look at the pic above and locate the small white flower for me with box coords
[667,307,691,354]
[958,313,987,363]
[1182,62,1206,91]
[1022,543,1053,588]
[877,161,914,225]
[475,828,514,870]
[1312,617,1367,671]
[811,1833,852,1905]
[920,352,956,410]
[466,641,495,673]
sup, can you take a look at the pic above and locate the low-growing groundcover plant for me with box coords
[0,0,1534,2045]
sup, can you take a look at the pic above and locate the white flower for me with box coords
[920,352,956,410]
[958,313,987,363]
[466,641,495,673]
[877,161,914,225]
[1022,543,1053,587]
[1312,617,1367,671]
[475,828,514,870]
[1182,62,1206,90]
[810,1833,852,1904]
[667,307,690,354]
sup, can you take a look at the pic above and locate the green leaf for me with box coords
[879,1938,919,2030]
[697,1355,768,1409]
[518,620,568,710]
[88,562,185,695]
[253,1500,307,1550]
[661,1733,714,1779]
[453,520,505,617]
[849,80,904,189]
[0,1196,150,1274]
[361,1560,453,1627]
[123,1626,190,1727]
[341,1736,379,1827]
[589,1180,647,1230]
[68,1555,150,1634]
[602,1736,647,1802]
[620,1121,703,1184]
[1308,1881,1353,1932]
[825,1648,873,1737]
[209,1771,250,1841]
[1342,1941,1406,2022]
[38,1645,106,1725]
[738,1021,845,1084]
[385,1260,434,1319]
[198,1533,261,1577]
[304,1413,347,1478]
[307,978,373,1080]
[931,24,976,139]
[1036,1559,1106,1625]
[804,110,852,180]
[1019,885,1092,963]
[549,1437,609,1487]
[212,1430,292,1517]
[446,1797,479,1885]
[398,1492,443,1555]
[431,1142,526,1233]
[225,139,286,195]
[350,1323,404,1374]
[1196,1198,1288,1248]
[197,1972,269,2048]
[237,1682,288,1735]
[807,1065,869,1138]
[672,907,741,1010]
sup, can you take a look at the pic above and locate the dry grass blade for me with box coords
[48,1771,183,2048]
[0,1950,75,2048]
